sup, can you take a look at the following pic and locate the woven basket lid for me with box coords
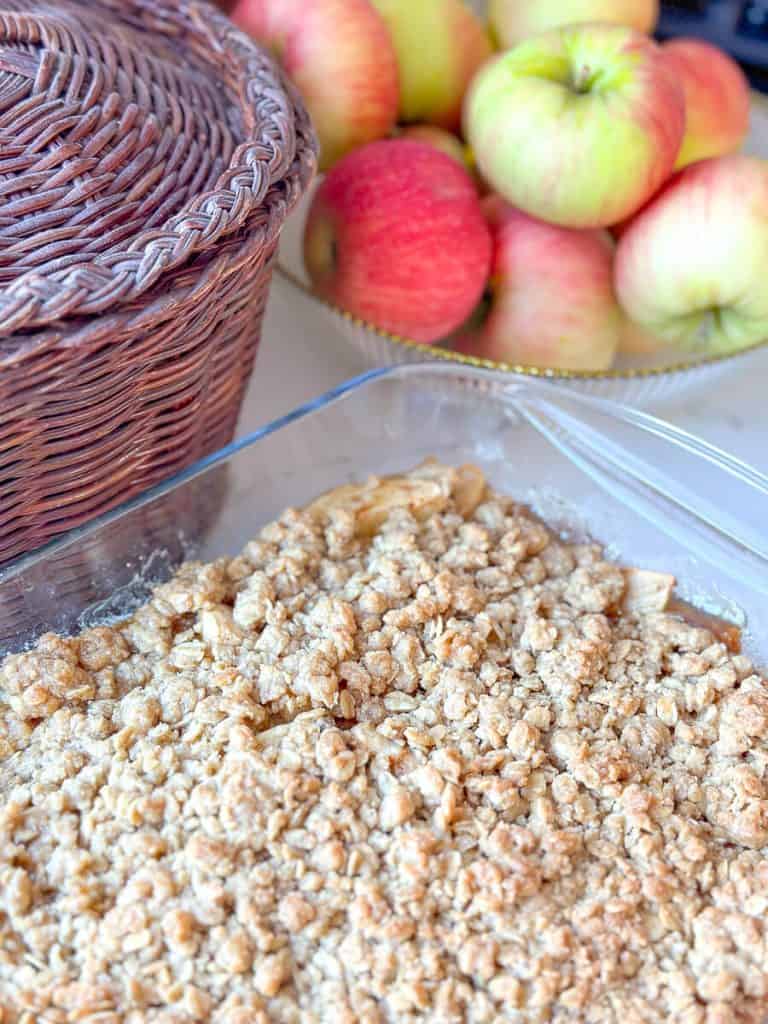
[0,0,316,334]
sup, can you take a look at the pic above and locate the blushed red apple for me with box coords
[303,139,492,343]
[662,38,751,170]
[464,24,685,228]
[457,197,621,371]
[232,0,399,171]
[616,155,768,354]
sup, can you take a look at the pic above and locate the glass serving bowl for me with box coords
[277,94,768,406]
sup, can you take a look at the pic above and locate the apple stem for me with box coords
[700,307,724,341]
[571,64,593,94]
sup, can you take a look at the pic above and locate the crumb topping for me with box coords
[0,463,766,1023]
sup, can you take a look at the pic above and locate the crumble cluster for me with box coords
[0,463,766,1024]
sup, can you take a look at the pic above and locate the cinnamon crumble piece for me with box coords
[1,463,765,1023]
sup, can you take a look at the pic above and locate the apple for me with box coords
[662,38,751,170]
[609,216,632,242]
[398,124,471,173]
[456,197,621,371]
[303,139,492,343]
[231,0,399,171]
[489,0,659,49]
[451,330,484,355]
[619,317,666,357]
[371,0,493,131]
[397,124,489,192]
[464,24,685,229]
[615,155,768,355]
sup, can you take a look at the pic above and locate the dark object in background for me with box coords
[659,0,768,90]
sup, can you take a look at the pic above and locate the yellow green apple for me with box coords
[398,124,471,173]
[372,0,493,131]
[489,0,659,49]
[615,155,768,354]
[464,23,685,229]
[232,0,399,171]
[663,38,751,170]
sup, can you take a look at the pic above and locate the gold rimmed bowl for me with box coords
[277,94,768,406]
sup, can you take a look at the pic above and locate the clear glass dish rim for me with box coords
[5,359,768,663]
[5,359,766,603]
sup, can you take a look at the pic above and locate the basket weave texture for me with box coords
[0,0,317,565]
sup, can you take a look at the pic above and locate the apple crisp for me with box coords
[1,463,766,1024]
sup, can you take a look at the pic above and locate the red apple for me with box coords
[452,330,483,354]
[464,24,685,228]
[232,0,399,171]
[662,38,751,170]
[461,197,621,371]
[615,155,768,354]
[303,140,492,344]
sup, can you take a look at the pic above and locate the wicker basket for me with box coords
[0,0,317,565]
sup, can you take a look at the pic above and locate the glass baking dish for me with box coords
[2,363,767,663]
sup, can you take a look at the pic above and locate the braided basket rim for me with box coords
[0,149,309,371]
[0,0,318,336]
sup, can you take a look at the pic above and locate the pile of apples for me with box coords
[232,0,767,372]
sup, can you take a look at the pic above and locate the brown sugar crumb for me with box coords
[0,462,766,1023]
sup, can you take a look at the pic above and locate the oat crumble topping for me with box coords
[0,463,766,1023]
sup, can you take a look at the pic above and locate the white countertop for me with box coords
[239,269,768,473]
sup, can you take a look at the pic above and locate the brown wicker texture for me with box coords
[0,0,317,565]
